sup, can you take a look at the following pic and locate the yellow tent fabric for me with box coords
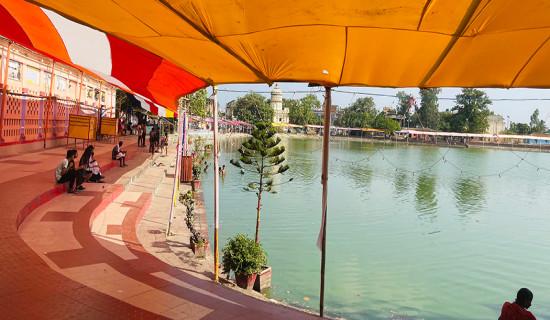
[27,0,550,88]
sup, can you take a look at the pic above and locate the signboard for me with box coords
[89,117,96,139]
[100,117,118,136]
[68,115,93,140]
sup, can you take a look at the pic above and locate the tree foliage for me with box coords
[417,88,441,130]
[187,88,211,118]
[336,97,377,128]
[286,94,320,125]
[507,109,547,134]
[529,109,546,133]
[373,112,402,133]
[396,91,413,117]
[450,88,491,133]
[438,110,453,132]
[230,123,292,242]
[508,122,532,135]
[233,93,274,124]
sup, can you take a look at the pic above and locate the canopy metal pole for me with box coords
[0,41,12,143]
[319,87,331,317]
[43,60,55,148]
[77,72,83,115]
[97,81,102,138]
[167,100,184,236]
[213,86,220,282]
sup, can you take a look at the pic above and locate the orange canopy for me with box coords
[20,0,550,89]
[0,0,207,113]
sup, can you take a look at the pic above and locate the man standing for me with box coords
[499,288,536,320]
[56,149,85,193]
[141,122,147,148]
[137,123,143,147]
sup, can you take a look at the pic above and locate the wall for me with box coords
[0,39,117,144]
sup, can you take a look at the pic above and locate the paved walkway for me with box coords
[5,134,322,319]
[1,135,168,319]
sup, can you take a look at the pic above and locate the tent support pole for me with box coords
[77,72,83,115]
[319,87,331,317]
[0,41,12,143]
[43,60,55,148]
[167,99,184,236]
[213,86,220,282]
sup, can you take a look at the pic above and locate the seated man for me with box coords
[56,149,85,193]
[112,141,127,167]
[499,288,536,320]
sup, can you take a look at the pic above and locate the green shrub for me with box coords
[192,164,201,180]
[179,191,205,245]
[222,234,267,276]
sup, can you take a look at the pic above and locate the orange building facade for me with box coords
[0,38,117,145]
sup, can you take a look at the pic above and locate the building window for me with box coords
[56,76,67,91]
[25,66,39,85]
[43,72,52,90]
[8,60,22,81]
[87,86,94,99]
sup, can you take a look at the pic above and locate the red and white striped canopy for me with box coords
[0,0,206,115]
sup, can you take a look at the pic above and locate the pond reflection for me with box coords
[452,177,486,220]
[415,173,438,221]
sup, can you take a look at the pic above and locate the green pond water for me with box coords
[202,136,550,320]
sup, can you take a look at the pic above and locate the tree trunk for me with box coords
[255,192,261,243]
[255,156,264,243]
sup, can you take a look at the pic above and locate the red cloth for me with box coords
[499,302,536,320]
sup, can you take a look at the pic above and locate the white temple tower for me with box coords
[271,83,288,123]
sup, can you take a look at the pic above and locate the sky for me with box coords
[209,83,550,125]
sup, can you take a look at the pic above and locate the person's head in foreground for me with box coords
[516,288,533,309]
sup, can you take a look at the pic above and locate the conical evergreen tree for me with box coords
[230,123,292,243]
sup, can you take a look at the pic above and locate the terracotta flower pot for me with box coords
[191,180,201,191]
[235,273,257,290]
[190,237,209,259]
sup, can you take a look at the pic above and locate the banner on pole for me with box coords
[100,117,118,136]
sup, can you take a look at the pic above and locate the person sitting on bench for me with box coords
[56,149,85,193]
[112,141,127,167]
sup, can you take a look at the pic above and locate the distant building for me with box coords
[313,105,343,125]
[225,100,236,120]
[487,114,506,134]
[271,83,288,123]
[382,107,406,127]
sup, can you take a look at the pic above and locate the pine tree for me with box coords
[230,123,292,242]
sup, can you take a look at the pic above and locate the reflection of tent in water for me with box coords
[4,0,550,317]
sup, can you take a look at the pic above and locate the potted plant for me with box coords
[222,234,267,290]
[180,191,208,258]
[191,164,201,191]
[204,143,213,153]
